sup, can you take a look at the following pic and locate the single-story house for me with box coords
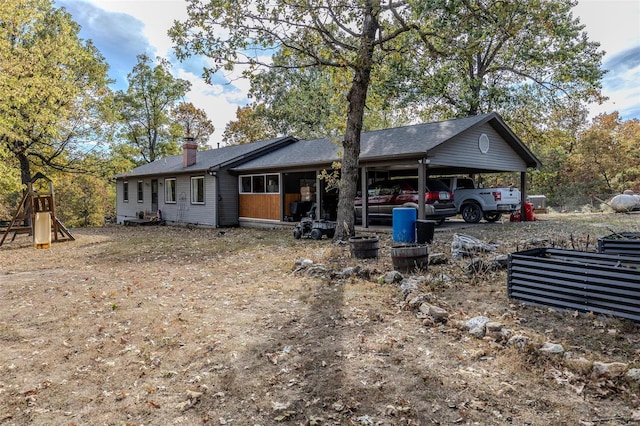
[114,136,297,226]
[114,112,541,227]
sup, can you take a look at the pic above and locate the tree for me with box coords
[224,51,411,143]
[113,54,191,164]
[170,102,215,148]
[0,0,111,186]
[0,146,22,219]
[171,0,427,240]
[568,113,640,196]
[222,105,279,145]
[399,0,605,123]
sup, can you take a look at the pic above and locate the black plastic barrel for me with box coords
[416,220,435,244]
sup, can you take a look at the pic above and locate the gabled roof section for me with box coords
[233,112,541,172]
[114,136,297,179]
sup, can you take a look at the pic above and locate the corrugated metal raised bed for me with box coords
[597,232,640,256]
[508,248,640,322]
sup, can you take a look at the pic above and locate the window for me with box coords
[252,175,265,193]
[137,181,143,203]
[123,181,129,202]
[241,176,252,193]
[165,178,176,203]
[266,174,279,193]
[191,176,204,204]
[239,174,280,194]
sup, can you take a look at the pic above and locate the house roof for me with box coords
[114,136,297,179]
[232,112,541,172]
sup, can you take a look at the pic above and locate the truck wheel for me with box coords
[461,202,482,223]
[310,229,323,240]
[293,229,302,239]
[484,212,502,222]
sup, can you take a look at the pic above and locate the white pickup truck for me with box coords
[437,177,521,223]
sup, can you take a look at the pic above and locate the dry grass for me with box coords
[1,212,640,425]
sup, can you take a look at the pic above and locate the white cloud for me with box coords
[573,0,640,120]
[573,0,640,57]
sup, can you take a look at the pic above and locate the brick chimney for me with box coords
[182,137,197,167]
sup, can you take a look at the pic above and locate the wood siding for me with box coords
[239,194,280,220]
[429,123,527,172]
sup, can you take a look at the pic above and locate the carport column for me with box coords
[315,172,322,220]
[520,171,527,222]
[361,167,368,228]
[417,159,427,220]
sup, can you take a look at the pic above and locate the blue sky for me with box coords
[56,0,640,147]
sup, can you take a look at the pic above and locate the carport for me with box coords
[231,112,541,226]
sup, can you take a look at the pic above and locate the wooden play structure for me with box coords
[0,173,74,248]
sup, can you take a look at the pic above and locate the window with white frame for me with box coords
[165,178,176,203]
[239,174,280,194]
[137,181,143,202]
[191,176,204,204]
[123,181,129,202]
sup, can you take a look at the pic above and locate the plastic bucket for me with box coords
[416,220,435,244]
[392,208,416,243]
[390,244,429,272]
[349,236,379,259]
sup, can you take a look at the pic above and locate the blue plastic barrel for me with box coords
[392,207,416,243]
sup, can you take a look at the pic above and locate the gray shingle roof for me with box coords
[233,113,519,171]
[114,136,295,178]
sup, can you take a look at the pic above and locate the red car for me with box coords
[355,178,456,225]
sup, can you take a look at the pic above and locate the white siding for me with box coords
[116,179,153,224]
[158,175,217,226]
[218,172,240,226]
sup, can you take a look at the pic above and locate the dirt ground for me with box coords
[2,212,640,425]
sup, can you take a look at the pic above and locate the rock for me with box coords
[399,279,418,297]
[297,258,314,268]
[385,271,403,284]
[407,293,429,308]
[484,322,505,341]
[419,303,448,321]
[499,328,513,340]
[539,342,564,355]
[592,361,628,379]
[485,322,503,332]
[626,368,640,382]
[564,354,593,375]
[428,305,448,321]
[305,265,330,277]
[337,265,361,278]
[465,316,492,331]
[507,335,529,349]
[428,253,448,265]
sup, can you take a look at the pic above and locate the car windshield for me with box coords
[426,179,450,192]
